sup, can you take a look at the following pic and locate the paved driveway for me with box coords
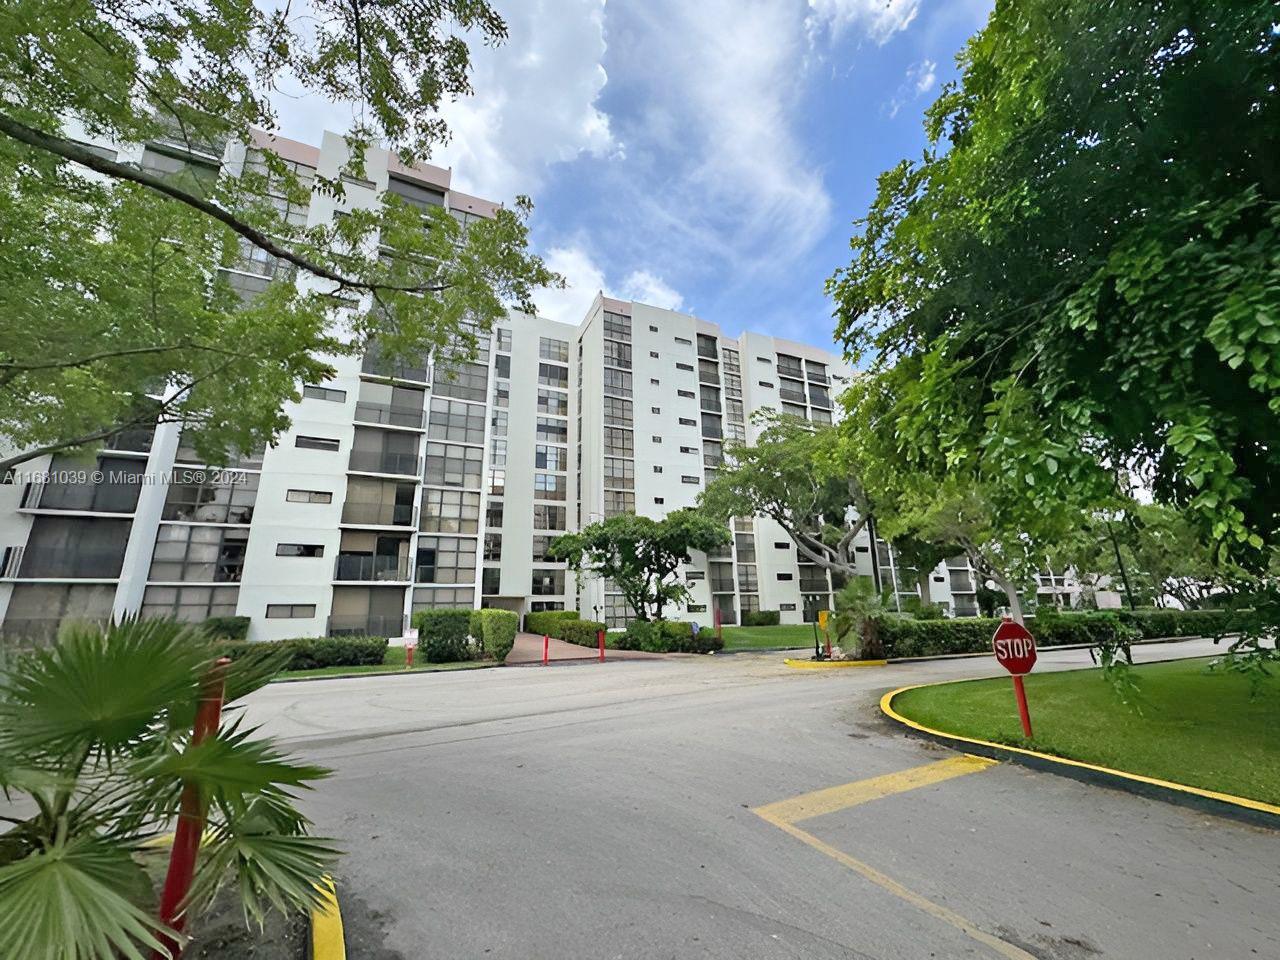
[244,639,1279,959]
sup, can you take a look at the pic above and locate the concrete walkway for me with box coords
[504,630,661,665]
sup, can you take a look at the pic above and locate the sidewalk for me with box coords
[505,631,662,666]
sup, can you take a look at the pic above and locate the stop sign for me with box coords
[992,618,1037,676]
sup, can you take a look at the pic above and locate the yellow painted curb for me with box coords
[880,682,1280,820]
[312,875,346,960]
[785,658,888,669]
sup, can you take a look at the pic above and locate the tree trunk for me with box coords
[917,570,932,606]
[997,577,1025,624]
[858,618,884,660]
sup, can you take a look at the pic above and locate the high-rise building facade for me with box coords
[0,125,996,642]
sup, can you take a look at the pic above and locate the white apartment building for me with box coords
[0,124,996,642]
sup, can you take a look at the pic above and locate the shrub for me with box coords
[473,609,519,663]
[912,603,945,621]
[200,615,250,640]
[524,610,580,635]
[217,635,388,671]
[673,622,723,653]
[555,619,607,647]
[615,620,670,652]
[741,610,780,627]
[412,609,473,663]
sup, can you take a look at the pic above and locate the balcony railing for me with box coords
[806,369,830,385]
[105,427,155,454]
[361,349,429,384]
[701,423,723,440]
[341,501,416,527]
[779,387,807,404]
[807,390,832,409]
[354,401,425,429]
[700,397,722,413]
[0,615,111,643]
[327,613,407,637]
[348,450,422,477]
[800,579,830,593]
[21,480,141,515]
[710,579,736,593]
[334,554,411,582]
[1,545,23,578]
[16,546,127,579]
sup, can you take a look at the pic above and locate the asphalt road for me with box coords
[245,639,1280,960]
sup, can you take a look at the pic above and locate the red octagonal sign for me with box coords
[992,618,1037,676]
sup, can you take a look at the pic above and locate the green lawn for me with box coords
[891,657,1280,805]
[721,623,820,650]
[274,645,495,680]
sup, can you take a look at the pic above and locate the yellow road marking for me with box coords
[754,810,1036,960]
[312,875,346,960]
[754,754,996,825]
[753,755,1035,960]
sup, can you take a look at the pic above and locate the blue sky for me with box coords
[280,0,994,352]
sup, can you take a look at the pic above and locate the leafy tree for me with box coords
[699,414,876,581]
[0,619,335,960]
[830,577,885,659]
[829,1,1280,565]
[550,511,731,622]
[0,0,559,470]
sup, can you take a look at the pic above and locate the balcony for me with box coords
[807,387,832,409]
[800,579,831,593]
[334,554,411,582]
[806,368,830,385]
[700,397,722,413]
[348,449,422,477]
[327,613,407,637]
[354,401,425,429]
[105,427,155,454]
[777,361,804,380]
[710,579,736,593]
[21,480,140,515]
[15,546,126,579]
[700,422,723,440]
[341,501,416,527]
[361,349,429,384]
[779,385,807,404]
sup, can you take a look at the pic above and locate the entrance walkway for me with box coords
[505,631,662,666]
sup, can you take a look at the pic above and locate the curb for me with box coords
[885,633,1205,665]
[879,681,1280,829]
[785,658,888,669]
[271,663,498,684]
[311,875,346,960]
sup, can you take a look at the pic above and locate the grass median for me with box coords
[890,657,1280,805]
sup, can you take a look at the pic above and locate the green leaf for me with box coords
[0,834,172,960]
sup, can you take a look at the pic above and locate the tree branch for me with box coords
[0,111,449,296]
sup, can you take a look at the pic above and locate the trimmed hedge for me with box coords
[555,619,607,647]
[741,610,780,627]
[412,609,473,663]
[613,619,723,654]
[218,636,388,671]
[471,609,519,663]
[876,608,1248,659]
[201,615,250,640]
[524,610,580,635]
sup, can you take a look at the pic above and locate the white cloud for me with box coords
[806,0,921,44]
[434,0,616,200]
[887,57,939,117]
[620,270,684,311]
[531,246,684,326]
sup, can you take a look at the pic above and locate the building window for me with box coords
[141,584,239,622]
[604,340,632,369]
[488,469,505,496]
[603,490,635,516]
[603,396,633,427]
[777,354,804,378]
[484,533,502,561]
[780,603,797,612]
[654,497,664,505]
[604,457,634,488]
[652,435,662,443]
[681,476,699,484]
[286,488,332,504]
[676,362,693,372]
[149,525,248,582]
[535,444,566,471]
[678,418,695,426]
[538,362,569,388]
[539,337,570,362]
[420,488,481,533]
[653,466,663,473]
[428,397,486,444]
[490,438,507,466]
[534,473,567,500]
[412,586,475,610]
[423,442,483,488]
[538,389,569,416]
[492,380,510,407]
[674,337,692,346]
[677,389,695,399]
[603,594,632,629]
[649,351,659,359]
[604,427,633,456]
[266,603,317,619]
[163,470,259,524]
[303,384,346,403]
[434,362,488,402]
[738,567,758,591]
[604,312,631,342]
[758,381,774,388]
[486,501,504,528]
[482,568,501,595]
[497,327,512,352]
[276,543,324,557]
[536,417,568,443]
[603,368,632,397]
[648,324,658,332]
[533,504,567,530]
[532,535,556,562]
[651,406,661,414]
[415,536,477,584]
[679,445,696,454]
[777,572,794,581]
[531,569,565,596]
[295,435,340,451]
[775,542,790,549]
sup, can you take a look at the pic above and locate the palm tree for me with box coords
[830,577,885,659]
[0,619,336,959]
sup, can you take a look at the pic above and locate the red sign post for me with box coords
[597,628,605,663]
[992,618,1037,739]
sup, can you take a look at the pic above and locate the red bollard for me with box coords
[405,644,415,668]
[597,629,605,662]
[543,634,549,666]
[154,657,230,959]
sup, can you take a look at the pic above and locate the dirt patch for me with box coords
[183,891,308,960]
